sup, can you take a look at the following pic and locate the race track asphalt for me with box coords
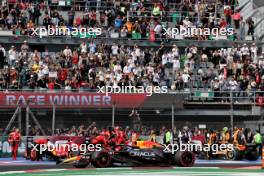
[0,167,263,176]
[0,157,262,172]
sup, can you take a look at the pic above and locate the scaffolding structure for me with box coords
[3,101,46,136]
[1,92,184,137]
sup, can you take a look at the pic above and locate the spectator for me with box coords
[247,17,254,40]
[154,22,162,38]
[152,3,161,16]
[239,17,246,40]
[80,42,87,53]
[250,43,258,63]
[125,19,133,37]
[21,40,29,52]
[88,40,96,54]
[0,45,6,69]
[224,6,232,25]
[132,21,141,34]
[182,71,190,88]
[34,4,41,25]
[114,15,123,31]
[232,10,241,29]
[68,8,75,26]
[8,46,17,66]
[111,43,119,56]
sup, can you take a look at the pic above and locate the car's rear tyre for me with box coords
[91,151,111,168]
[73,158,89,168]
[175,151,195,167]
[245,148,259,161]
[227,148,242,160]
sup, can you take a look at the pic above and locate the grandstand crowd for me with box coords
[0,0,261,101]
[0,40,263,98]
[0,0,254,40]
[0,0,263,163]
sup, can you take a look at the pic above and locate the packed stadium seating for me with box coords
[0,0,261,101]
[0,0,263,151]
[0,0,254,41]
[0,39,262,97]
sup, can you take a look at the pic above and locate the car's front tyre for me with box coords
[174,151,195,167]
[91,151,112,168]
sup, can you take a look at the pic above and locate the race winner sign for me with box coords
[0,92,147,108]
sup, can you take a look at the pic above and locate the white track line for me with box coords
[0,171,26,175]
[96,167,133,170]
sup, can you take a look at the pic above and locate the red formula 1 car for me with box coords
[59,134,196,168]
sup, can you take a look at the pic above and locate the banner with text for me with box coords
[0,92,148,108]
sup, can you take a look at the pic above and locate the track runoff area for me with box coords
[0,167,263,176]
[0,157,263,176]
[0,136,263,176]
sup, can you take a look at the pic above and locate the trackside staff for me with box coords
[8,128,21,160]
[253,130,262,155]
[164,128,172,145]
